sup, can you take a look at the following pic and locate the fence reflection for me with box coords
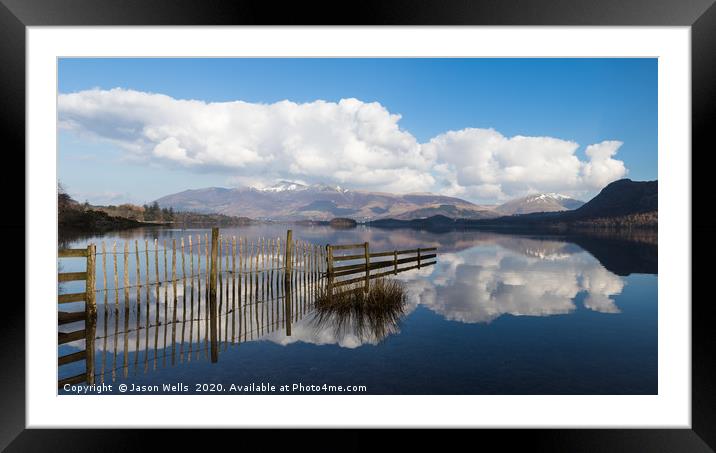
[58,228,436,386]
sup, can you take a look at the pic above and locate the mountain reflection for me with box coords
[62,229,649,363]
[269,235,627,346]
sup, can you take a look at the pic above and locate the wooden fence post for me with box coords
[394,250,398,275]
[284,230,293,336]
[209,227,219,362]
[327,244,333,295]
[123,242,129,312]
[284,230,293,276]
[417,248,421,269]
[85,244,97,317]
[364,242,370,293]
[85,244,96,384]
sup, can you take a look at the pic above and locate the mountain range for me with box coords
[369,179,658,231]
[154,181,584,221]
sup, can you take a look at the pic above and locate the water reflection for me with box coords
[60,224,657,276]
[269,236,629,346]
[405,238,625,324]
[309,281,407,346]
[59,226,656,384]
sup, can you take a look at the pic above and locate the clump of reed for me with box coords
[311,278,407,342]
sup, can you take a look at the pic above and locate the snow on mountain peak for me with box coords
[254,181,349,193]
[255,181,308,192]
[528,193,571,202]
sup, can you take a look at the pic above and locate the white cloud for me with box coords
[424,128,627,201]
[59,88,629,202]
[580,140,629,189]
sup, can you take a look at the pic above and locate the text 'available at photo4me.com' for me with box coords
[62,382,369,394]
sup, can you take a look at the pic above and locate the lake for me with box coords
[58,224,657,395]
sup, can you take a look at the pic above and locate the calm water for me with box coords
[58,225,657,395]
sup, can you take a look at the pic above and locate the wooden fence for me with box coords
[57,245,96,388]
[57,228,438,386]
[57,229,326,386]
[326,242,437,291]
[86,254,315,383]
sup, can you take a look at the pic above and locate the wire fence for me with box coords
[59,255,319,384]
[57,228,438,387]
[59,234,328,295]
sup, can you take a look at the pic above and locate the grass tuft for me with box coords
[312,278,407,342]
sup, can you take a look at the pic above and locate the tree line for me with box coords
[141,201,175,222]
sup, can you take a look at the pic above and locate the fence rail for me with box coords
[58,228,438,387]
[325,242,438,293]
[57,244,96,388]
[58,229,323,386]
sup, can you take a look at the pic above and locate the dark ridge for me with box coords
[572,179,657,219]
[369,179,658,231]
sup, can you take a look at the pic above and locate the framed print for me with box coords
[4,0,714,449]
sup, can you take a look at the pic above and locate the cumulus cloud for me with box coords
[59,88,432,193]
[424,128,627,201]
[580,140,628,189]
[58,88,629,202]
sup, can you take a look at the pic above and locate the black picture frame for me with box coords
[4,0,713,449]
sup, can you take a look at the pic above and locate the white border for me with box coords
[27,26,690,428]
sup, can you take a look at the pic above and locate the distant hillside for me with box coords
[393,204,499,220]
[154,181,489,221]
[58,191,145,233]
[172,212,257,227]
[370,179,657,232]
[569,179,657,219]
[495,193,584,215]
[58,190,257,234]
[494,179,657,226]
[369,215,460,230]
[154,182,605,222]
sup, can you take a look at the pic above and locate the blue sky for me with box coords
[58,58,657,205]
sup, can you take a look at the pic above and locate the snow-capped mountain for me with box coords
[154,181,588,221]
[155,181,491,221]
[255,181,309,193]
[495,193,585,215]
[255,181,350,194]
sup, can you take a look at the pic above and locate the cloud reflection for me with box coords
[82,236,625,354]
[414,237,625,323]
[266,236,625,347]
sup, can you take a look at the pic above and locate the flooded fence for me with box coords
[84,268,315,384]
[326,242,437,292]
[58,228,326,387]
[57,245,97,388]
[57,228,437,387]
